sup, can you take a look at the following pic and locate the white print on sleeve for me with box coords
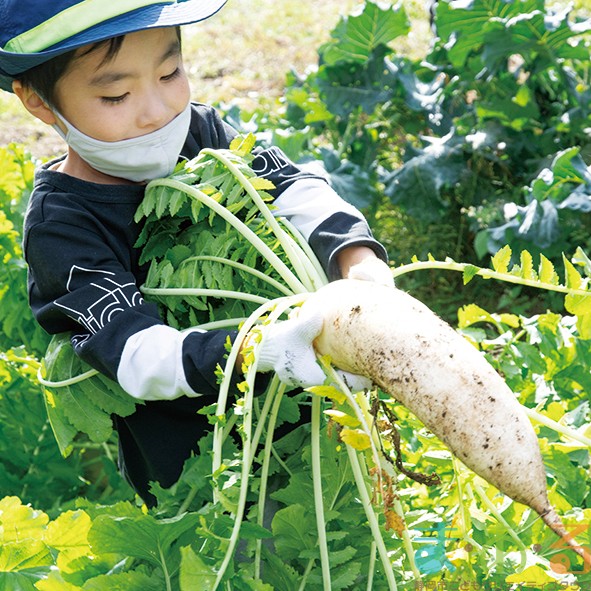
[251,147,301,179]
[55,265,144,335]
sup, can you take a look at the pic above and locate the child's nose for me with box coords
[137,95,171,130]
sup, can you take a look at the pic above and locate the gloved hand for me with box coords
[256,307,327,389]
[255,307,373,391]
[347,257,394,287]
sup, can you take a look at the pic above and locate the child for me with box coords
[0,0,393,504]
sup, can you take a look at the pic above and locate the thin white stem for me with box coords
[392,496,421,581]
[189,318,247,331]
[211,294,309,590]
[159,545,173,591]
[526,407,591,447]
[140,286,269,306]
[471,481,528,560]
[311,394,332,591]
[279,217,329,288]
[346,444,398,591]
[352,391,420,580]
[179,255,295,296]
[366,542,377,591]
[211,293,306,479]
[391,259,591,297]
[319,362,384,474]
[201,149,318,291]
[297,558,316,591]
[254,377,286,579]
[323,367,418,582]
[37,366,98,388]
[212,349,258,590]
[250,376,282,464]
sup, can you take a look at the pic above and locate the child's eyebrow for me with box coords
[89,39,182,87]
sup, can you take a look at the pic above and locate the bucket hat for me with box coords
[0,0,227,92]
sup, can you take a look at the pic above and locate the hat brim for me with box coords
[0,0,226,92]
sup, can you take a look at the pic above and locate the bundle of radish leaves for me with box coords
[40,134,590,589]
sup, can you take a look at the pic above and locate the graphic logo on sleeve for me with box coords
[55,266,144,334]
[251,146,300,179]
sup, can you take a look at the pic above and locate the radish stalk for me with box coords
[147,177,308,294]
[297,559,315,591]
[212,294,309,589]
[391,258,591,298]
[278,216,329,287]
[346,443,399,591]
[37,367,98,388]
[179,255,295,296]
[201,149,325,291]
[141,286,270,306]
[311,395,332,591]
[322,365,420,579]
[471,481,527,568]
[366,542,377,591]
[525,407,591,448]
[254,377,286,579]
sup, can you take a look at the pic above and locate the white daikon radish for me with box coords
[304,279,589,561]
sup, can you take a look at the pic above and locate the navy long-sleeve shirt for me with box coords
[23,102,387,501]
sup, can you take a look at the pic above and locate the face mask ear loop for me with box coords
[51,109,70,142]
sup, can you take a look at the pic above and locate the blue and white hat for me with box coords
[0,0,227,91]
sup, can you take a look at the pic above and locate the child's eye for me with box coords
[101,93,128,105]
[161,67,181,82]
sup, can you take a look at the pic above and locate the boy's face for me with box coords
[52,27,190,143]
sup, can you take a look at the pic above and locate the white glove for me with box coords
[255,308,373,391]
[256,307,327,389]
[347,257,394,287]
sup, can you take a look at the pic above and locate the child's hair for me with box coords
[17,26,181,109]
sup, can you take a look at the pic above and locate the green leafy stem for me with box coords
[392,246,591,317]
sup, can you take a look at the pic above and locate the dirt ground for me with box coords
[0,0,431,159]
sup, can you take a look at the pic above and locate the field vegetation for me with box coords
[1,1,591,590]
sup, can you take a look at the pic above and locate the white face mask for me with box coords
[52,102,192,182]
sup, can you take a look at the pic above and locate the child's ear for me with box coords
[12,81,57,126]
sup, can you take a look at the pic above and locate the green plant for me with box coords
[263,0,591,274]
[0,144,133,512]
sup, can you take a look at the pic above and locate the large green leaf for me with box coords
[383,133,466,222]
[435,0,543,68]
[258,548,301,591]
[487,147,591,254]
[0,569,52,591]
[83,571,163,591]
[42,334,139,456]
[480,8,591,73]
[44,510,92,571]
[0,496,49,543]
[317,46,400,119]
[321,1,409,66]
[178,546,217,591]
[88,511,199,568]
[271,504,317,562]
[0,541,52,573]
